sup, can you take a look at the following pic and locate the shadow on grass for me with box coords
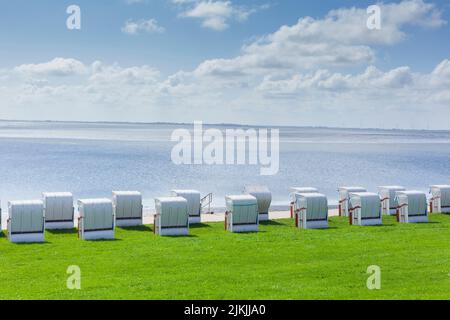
[190,223,212,229]
[0,231,5,238]
[85,238,123,242]
[118,225,152,232]
[362,224,395,228]
[13,241,51,246]
[311,226,338,230]
[261,220,285,226]
[164,234,198,238]
[46,228,78,235]
[230,230,266,235]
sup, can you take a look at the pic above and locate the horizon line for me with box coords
[0,118,448,133]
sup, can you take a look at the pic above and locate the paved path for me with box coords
[142,208,340,225]
[1,209,340,230]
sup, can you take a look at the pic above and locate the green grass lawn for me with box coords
[0,214,449,300]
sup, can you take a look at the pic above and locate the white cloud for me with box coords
[122,19,165,35]
[175,0,267,31]
[88,61,160,86]
[2,57,450,128]
[1,1,449,129]
[190,0,444,76]
[14,58,88,77]
[430,59,450,86]
[257,66,416,97]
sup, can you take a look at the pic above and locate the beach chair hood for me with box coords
[226,195,258,225]
[170,190,201,217]
[295,193,328,221]
[78,199,114,231]
[430,185,450,207]
[155,197,189,228]
[378,186,406,207]
[244,185,272,214]
[396,191,427,216]
[289,187,319,201]
[43,192,74,222]
[349,192,381,219]
[8,200,45,234]
[339,187,367,200]
[112,191,143,220]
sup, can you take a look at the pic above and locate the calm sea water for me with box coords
[0,121,449,213]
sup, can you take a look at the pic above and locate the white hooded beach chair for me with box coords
[338,186,367,217]
[112,191,143,227]
[225,195,259,233]
[289,187,319,218]
[294,193,328,229]
[43,192,74,229]
[154,197,189,236]
[78,199,114,240]
[7,200,45,243]
[378,186,406,215]
[170,190,201,224]
[395,191,428,223]
[244,185,272,221]
[348,192,382,226]
[429,185,450,213]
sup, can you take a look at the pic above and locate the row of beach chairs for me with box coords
[289,185,450,227]
[0,185,449,243]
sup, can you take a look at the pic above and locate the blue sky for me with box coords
[0,0,450,129]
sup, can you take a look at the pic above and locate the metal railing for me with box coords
[201,193,213,214]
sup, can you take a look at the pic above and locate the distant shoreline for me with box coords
[0,118,449,133]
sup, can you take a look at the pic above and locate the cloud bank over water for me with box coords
[0,0,449,129]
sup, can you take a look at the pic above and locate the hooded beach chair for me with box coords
[294,193,328,229]
[378,186,406,215]
[225,195,259,233]
[429,185,450,213]
[112,191,143,227]
[43,192,74,229]
[395,191,428,223]
[154,197,189,236]
[348,192,382,226]
[289,187,319,218]
[170,190,201,224]
[244,185,272,221]
[78,199,114,240]
[338,186,367,217]
[7,200,45,243]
